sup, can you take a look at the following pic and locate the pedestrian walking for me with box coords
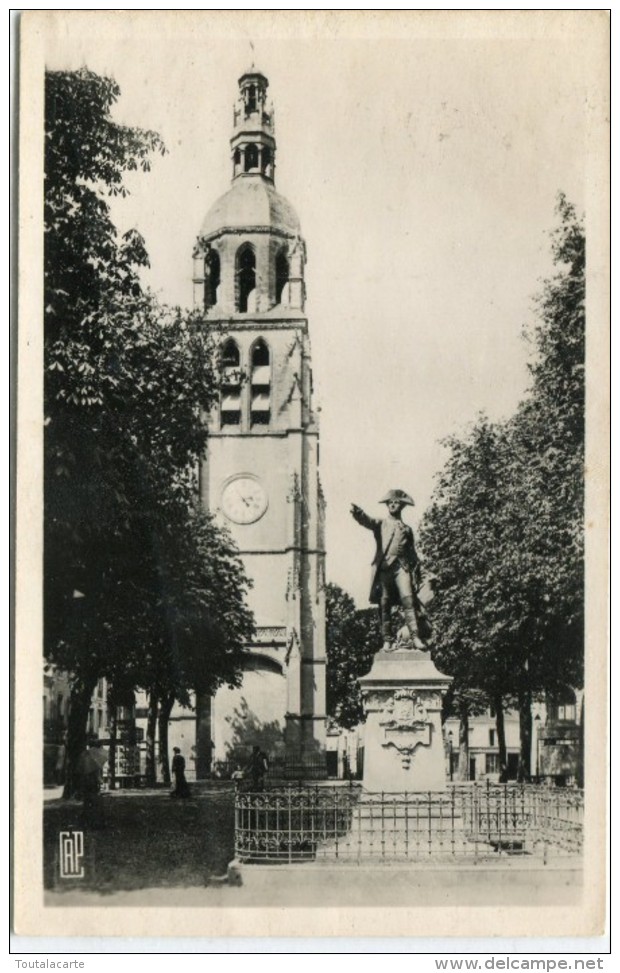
[171,747,191,798]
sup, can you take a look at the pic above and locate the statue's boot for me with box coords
[381,620,395,653]
[403,601,426,651]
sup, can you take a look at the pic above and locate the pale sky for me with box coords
[44,13,592,604]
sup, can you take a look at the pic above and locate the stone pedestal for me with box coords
[359,650,452,793]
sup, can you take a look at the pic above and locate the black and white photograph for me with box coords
[14,10,609,942]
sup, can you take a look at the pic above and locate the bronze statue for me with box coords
[351,489,430,652]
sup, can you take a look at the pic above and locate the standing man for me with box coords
[351,489,428,652]
[248,745,269,792]
[78,739,106,829]
[171,747,191,799]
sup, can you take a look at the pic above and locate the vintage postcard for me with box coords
[14,10,609,943]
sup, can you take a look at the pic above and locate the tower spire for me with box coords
[231,69,276,183]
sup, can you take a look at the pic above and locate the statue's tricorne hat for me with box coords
[379,489,414,506]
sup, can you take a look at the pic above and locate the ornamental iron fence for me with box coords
[234,782,583,864]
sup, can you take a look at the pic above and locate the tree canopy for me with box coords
[419,194,585,777]
[325,582,380,729]
[510,193,585,687]
[44,69,254,789]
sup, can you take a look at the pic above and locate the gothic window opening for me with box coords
[244,143,259,172]
[246,84,257,114]
[204,249,221,309]
[233,147,241,176]
[236,245,256,312]
[250,338,271,427]
[220,339,242,426]
[275,249,289,305]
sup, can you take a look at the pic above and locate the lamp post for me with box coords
[448,730,454,781]
[534,714,541,780]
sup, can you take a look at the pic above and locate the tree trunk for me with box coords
[62,673,98,799]
[457,705,470,781]
[494,694,508,782]
[517,687,532,782]
[108,708,117,791]
[576,696,585,789]
[144,690,159,786]
[157,694,175,786]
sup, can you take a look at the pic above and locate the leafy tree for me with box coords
[420,417,520,779]
[45,297,235,793]
[44,68,254,794]
[325,582,380,729]
[138,506,255,784]
[511,192,584,671]
[506,194,585,774]
[45,68,163,341]
[420,196,585,780]
[45,68,167,675]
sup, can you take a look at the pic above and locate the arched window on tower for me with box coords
[250,338,271,427]
[204,249,221,310]
[244,143,259,172]
[220,339,241,426]
[246,84,257,114]
[233,147,241,177]
[275,249,289,305]
[236,245,256,313]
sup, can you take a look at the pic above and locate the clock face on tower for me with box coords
[221,475,268,524]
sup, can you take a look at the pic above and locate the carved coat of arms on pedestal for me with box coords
[377,689,435,768]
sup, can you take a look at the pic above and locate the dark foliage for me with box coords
[325,583,380,729]
[44,69,254,792]
[420,195,585,778]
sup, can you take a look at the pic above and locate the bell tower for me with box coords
[192,69,327,778]
[231,70,276,183]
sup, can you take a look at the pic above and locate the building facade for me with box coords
[537,687,584,785]
[43,668,109,784]
[188,69,327,777]
[443,690,584,784]
[444,710,522,782]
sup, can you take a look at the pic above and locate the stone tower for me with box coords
[192,69,327,777]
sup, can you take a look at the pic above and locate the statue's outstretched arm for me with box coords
[350,504,379,530]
